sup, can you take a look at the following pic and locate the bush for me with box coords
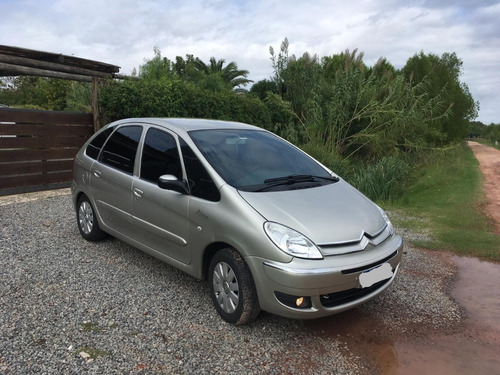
[299,143,352,178]
[99,79,271,129]
[348,155,411,201]
[298,143,411,201]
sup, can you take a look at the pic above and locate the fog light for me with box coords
[275,292,312,309]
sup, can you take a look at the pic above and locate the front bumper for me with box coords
[247,234,403,319]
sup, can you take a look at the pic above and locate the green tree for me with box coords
[194,57,252,92]
[366,57,396,81]
[266,40,450,158]
[0,76,70,110]
[481,123,500,142]
[249,79,277,100]
[66,81,92,112]
[269,37,289,96]
[402,51,479,141]
[469,121,484,138]
[139,47,173,81]
[172,54,204,83]
[282,52,322,126]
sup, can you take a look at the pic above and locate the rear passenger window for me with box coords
[140,128,182,183]
[101,126,142,174]
[86,126,115,160]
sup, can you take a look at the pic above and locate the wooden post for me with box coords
[92,77,99,132]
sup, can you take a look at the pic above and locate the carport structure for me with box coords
[0,44,123,130]
[0,45,124,195]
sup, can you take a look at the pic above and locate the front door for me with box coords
[131,127,191,264]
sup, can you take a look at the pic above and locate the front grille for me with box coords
[318,226,390,256]
[341,250,398,275]
[320,278,391,308]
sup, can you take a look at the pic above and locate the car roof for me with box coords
[109,118,261,134]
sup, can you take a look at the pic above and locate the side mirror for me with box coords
[158,174,190,194]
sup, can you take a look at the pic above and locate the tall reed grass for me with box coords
[348,156,411,201]
[301,143,411,201]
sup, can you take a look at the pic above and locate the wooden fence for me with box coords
[0,108,93,196]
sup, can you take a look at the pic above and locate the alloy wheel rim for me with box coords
[78,201,94,235]
[213,261,239,314]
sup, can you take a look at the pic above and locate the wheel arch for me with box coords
[74,191,86,209]
[206,245,261,324]
[202,242,245,281]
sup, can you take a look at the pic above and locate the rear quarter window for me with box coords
[100,125,143,174]
[85,126,115,160]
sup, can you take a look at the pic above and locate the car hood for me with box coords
[238,180,386,244]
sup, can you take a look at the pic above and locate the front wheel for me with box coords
[77,195,107,241]
[208,248,260,325]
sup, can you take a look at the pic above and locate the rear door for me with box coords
[91,125,143,236]
[131,127,191,264]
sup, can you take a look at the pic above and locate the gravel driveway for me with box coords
[0,190,461,374]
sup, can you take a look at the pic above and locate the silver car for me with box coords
[72,118,403,325]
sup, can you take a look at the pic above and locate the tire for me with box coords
[208,248,260,325]
[77,195,107,241]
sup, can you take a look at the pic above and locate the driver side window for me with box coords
[179,138,220,202]
[140,128,182,183]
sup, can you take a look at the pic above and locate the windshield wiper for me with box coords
[253,174,339,192]
[264,174,339,184]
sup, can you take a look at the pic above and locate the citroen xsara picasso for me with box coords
[72,118,403,324]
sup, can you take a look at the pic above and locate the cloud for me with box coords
[0,0,499,123]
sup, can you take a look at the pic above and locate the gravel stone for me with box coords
[0,190,462,374]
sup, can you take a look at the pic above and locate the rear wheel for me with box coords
[208,248,260,325]
[77,195,107,241]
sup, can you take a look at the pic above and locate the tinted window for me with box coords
[189,129,330,191]
[86,126,115,160]
[140,128,182,183]
[101,126,142,174]
[179,138,220,202]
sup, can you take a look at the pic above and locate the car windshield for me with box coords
[189,129,336,192]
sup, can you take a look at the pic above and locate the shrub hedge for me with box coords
[99,79,272,129]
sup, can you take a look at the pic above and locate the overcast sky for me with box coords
[1,0,499,123]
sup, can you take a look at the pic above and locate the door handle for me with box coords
[93,170,102,178]
[133,188,144,198]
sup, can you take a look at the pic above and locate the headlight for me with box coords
[264,222,323,259]
[376,205,395,235]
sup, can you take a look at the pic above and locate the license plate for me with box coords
[359,263,393,288]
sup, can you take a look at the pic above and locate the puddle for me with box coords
[394,255,500,375]
[304,255,500,374]
[395,333,498,375]
[450,255,500,331]
[304,308,398,373]
[375,342,398,375]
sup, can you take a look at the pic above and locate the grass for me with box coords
[78,347,110,359]
[383,143,500,261]
[349,155,411,201]
[80,321,118,332]
[471,137,500,151]
[80,321,100,332]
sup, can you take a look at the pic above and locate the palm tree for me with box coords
[194,57,253,91]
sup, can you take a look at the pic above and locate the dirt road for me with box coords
[468,141,500,234]
[393,142,500,374]
[381,141,500,374]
